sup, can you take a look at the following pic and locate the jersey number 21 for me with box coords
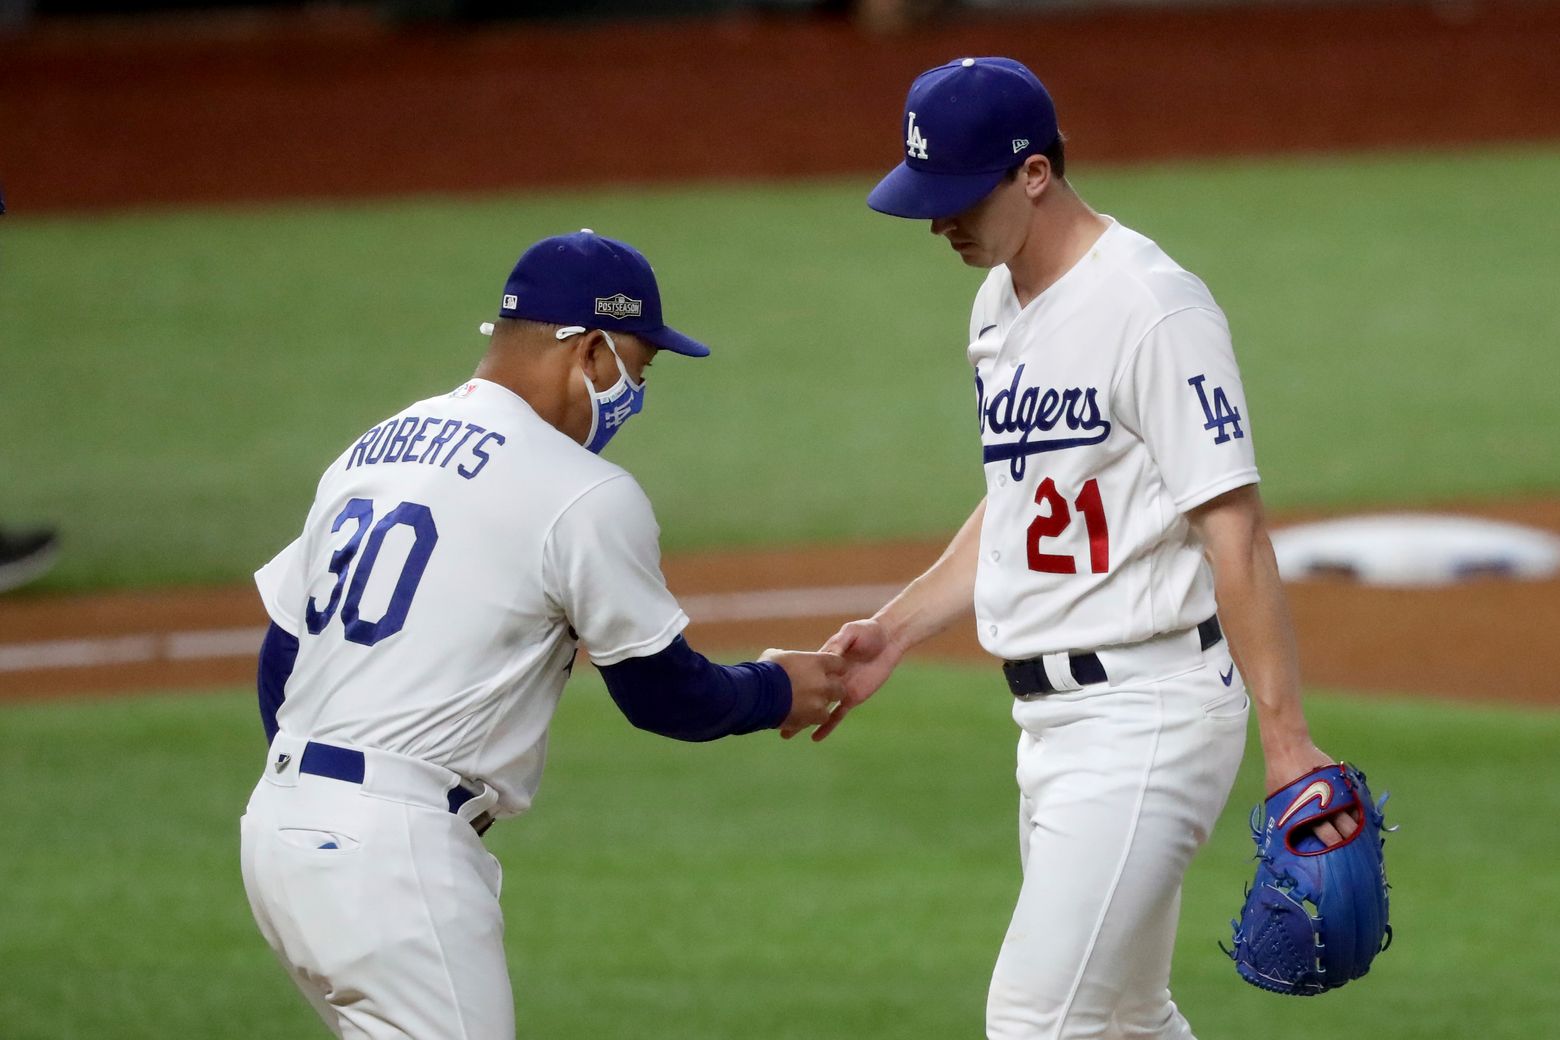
[1027,477,1110,575]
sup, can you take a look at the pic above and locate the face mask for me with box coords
[559,326,645,454]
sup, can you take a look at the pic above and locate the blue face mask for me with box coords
[560,326,645,454]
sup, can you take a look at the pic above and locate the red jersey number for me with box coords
[1025,478,1110,575]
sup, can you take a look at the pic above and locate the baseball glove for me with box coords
[1224,762,1393,996]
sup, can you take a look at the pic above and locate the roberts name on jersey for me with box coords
[343,399,508,481]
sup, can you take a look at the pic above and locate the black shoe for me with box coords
[0,527,59,593]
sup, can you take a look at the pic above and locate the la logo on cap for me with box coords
[906,111,929,160]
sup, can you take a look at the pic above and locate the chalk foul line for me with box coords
[0,582,904,674]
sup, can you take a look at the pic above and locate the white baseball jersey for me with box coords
[970,218,1259,660]
[254,378,688,817]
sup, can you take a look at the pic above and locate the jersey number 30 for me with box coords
[305,498,439,646]
[1027,478,1110,575]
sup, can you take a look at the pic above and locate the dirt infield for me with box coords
[2,501,1557,706]
[5,1,1560,212]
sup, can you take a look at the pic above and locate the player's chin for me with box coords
[949,241,995,269]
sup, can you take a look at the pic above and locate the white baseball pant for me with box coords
[985,628,1249,1040]
[240,735,512,1040]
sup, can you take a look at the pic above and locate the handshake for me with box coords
[760,618,906,742]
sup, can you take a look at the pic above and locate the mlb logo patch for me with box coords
[502,294,519,310]
[594,293,643,320]
[451,381,479,398]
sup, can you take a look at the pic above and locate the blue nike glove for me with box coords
[1224,763,1394,995]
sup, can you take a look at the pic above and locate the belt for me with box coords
[299,740,496,836]
[1002,615,1223,698]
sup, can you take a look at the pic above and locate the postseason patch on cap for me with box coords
[594,293,644,320]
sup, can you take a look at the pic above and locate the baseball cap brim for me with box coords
[639,324,711,358]
[867,162,1007,220]
[478,319,710,357]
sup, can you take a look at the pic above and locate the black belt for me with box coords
[1002,615,1223,698]
[299,741,495,836]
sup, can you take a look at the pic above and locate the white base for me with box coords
[1271,514,1560,586]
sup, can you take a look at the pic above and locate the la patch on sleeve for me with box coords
[1187,374,1244,444]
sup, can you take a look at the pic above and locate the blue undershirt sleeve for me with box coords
[257,621,299,744]
[597,636,792,742]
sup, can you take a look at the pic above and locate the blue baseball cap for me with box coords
[868,57,1059,221]
[489,230,710,357]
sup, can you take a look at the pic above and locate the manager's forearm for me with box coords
[876,498,985,651]
[598,636,790,742]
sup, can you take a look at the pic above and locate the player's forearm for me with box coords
[875,498,985,652]
[1208,522,1312,758]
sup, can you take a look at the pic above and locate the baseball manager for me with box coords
[241,230,845,1038]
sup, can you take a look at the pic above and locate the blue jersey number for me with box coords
[305,498,439,646]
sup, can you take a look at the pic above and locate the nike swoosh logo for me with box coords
[1277,779,1333,828]
[1220,665,1235,686]
[979,323,998,337]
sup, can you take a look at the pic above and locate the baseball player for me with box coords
[811,59,1355,1038]
[241,230,845,1039]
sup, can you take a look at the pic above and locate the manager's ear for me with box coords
[574,330,615,387]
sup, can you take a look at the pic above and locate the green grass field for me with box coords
[3,147,1558,1037]
[2,665,1557,1040]
[3,146,1559,589]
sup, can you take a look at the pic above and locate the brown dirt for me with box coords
[2,501,1557,707]
[4,1,1560,213]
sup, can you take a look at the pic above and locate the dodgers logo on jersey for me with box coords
[1187,374,1245,444]
[906,111,930,160]
[977,364,1113,480]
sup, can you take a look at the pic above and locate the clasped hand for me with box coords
[768,617,904,741]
